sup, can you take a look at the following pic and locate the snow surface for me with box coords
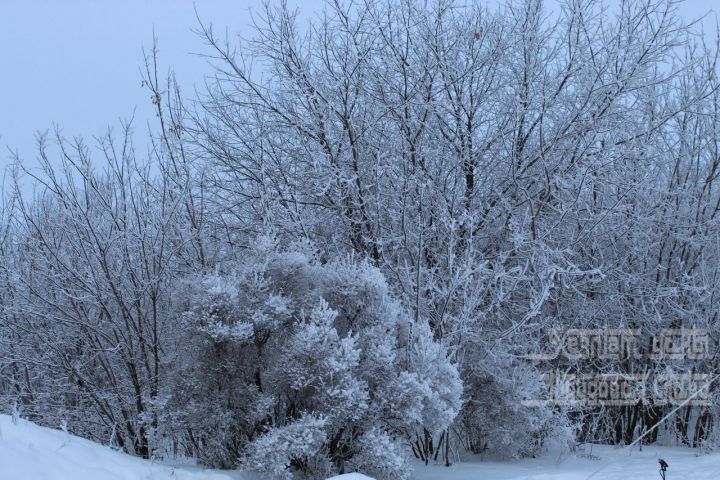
[2,414,720,479]
[0,414,250,480]
[412,444,720,480]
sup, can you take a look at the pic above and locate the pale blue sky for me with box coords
[0,0,715,174]
[0,1,259,165]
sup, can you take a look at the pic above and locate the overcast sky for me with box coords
[0,0,716,174]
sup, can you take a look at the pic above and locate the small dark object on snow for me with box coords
[658,458,668,480]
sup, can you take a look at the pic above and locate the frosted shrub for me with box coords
[345,429,411,480]
[240,414,333,480]
[166,237,462,478]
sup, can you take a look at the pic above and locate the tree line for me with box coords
[1,0,720,478]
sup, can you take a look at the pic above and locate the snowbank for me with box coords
[0,414,244,480]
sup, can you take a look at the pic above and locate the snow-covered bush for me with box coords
[240,414,333,480]
[459,371,571,459]
[344,429,411,480]
[165,237,462,477]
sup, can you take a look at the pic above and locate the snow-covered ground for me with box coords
[2,414,719,480]
[412,445,720,480]
[0,415,249,480]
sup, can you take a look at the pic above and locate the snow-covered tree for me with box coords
[188,0,720,456]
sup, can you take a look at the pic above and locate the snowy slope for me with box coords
[0,414,248,480]
[2,414,720,480]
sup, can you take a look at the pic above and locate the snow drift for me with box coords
[0,414,244,480]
